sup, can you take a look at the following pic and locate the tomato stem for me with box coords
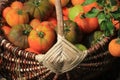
[17,10,23,15]
[38,31,45,38]
[23,30,30,35]
[116,38,120,44]
[33,0,40,7]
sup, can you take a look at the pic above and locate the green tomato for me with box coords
[68,5,84,21]
[75,44,87,51]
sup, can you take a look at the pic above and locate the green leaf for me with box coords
[111,8,120,20]
[100,20,114,36]
[100,20,107,31]
[110,0,117,6]
[96,0,105,6]
[85,7,100,17]
[82,0,97,6]
[97,12,106,24]
[106,21,114,35]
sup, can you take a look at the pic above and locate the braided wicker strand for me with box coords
[1,52,40,65]
[0,36,36,60]
[0,0,118,79]
[2,58,52,80]
[83,51,109,61]
[87,36,111,55]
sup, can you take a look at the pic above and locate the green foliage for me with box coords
[82,0,97,6]
[85,8,100,17]
[83,0,120,36]
[111,7,120,20]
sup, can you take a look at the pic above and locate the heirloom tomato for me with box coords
[5,9,29,27]
[23,0,53,20]
[64,20,83,43]
[8,24,32,49]
[28,24,57,54]
[109,38,120,57]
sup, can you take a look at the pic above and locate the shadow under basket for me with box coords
[0,0,120,80]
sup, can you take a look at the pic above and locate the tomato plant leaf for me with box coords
[111,7,120,20]
[110,0,117,6]
[100,20,107,31]
[96,0,105,7]
[83,0,119,37]
[97,12,106,24]
[82,0,97,6]
[106,21,114,36]
[85,7,100,18]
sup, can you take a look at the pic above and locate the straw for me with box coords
[35,0,88,74]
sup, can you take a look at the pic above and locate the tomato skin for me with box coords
[108,38,120,57]
[28,25,56,54]
[30,18,41,29]
[86,17,99,33]
[64,20,83,43]
[5,9,29,27]
[1,25,11,36]
[2,7,12,18]
[74,14,89,33]
[25,48,40,54]
[74,14,99,33]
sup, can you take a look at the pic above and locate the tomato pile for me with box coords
[1,0,120,56]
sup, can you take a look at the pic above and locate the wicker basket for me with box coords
[0,0,119,80]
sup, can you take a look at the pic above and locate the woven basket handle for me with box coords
[55,0,64,37]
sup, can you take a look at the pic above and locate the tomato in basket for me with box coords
[28,23,57,54]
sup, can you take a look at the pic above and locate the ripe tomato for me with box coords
[62,7,69,17]
[74,14,99,33]
[25,48,40,54]
[30,18,41,29]
[74,14,89,33]
[10,1,23,9]
[86,17,99,32]
[71,0,85,6]
[47,17,57,27]
[5,9,29,27]
[112,19,120,30]
[2,7,12,18]
[49,0,69,7]
[28,24,57,54]
[1,25,11,37]
[109,38,120,57]
[83,2,98,13]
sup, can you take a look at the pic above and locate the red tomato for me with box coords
[28,24,57,54]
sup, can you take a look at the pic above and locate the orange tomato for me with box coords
[71,0,85,6]
[109,38,120,57]
[83,2,98,13]
[1,25,11,36]
[86,17,99,32]
[2,7,12,18]
[5,9,29,27]
[74,14,89,33]
[49,0,69,7]
[25,48,40,54]
[41,21,56,29]
[62,7,69,17]
[28,24,57,54]
[10,1,23,9]
[63,15,69,20]
[47,17,57,28]
[74,13,99,33]
[112,19,120,30]
[30,19,41,29]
